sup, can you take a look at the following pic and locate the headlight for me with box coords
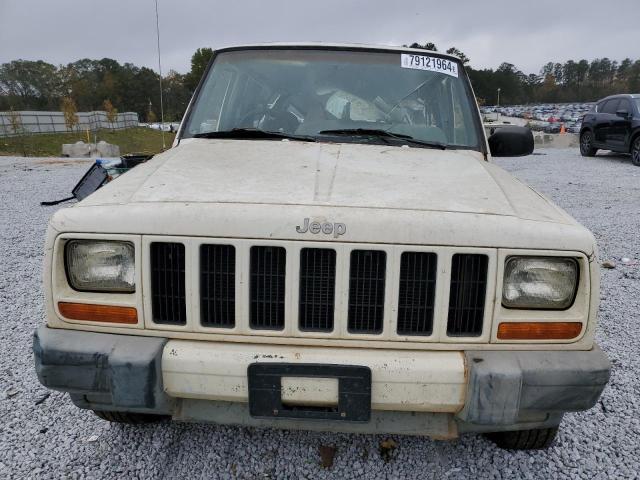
[65,240,135,292]
[502,256,578,309]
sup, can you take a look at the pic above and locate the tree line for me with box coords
[0,48,213,122]
[408,42,640,105]
[1,44,639,122]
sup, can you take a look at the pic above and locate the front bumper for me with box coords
[33,326,610,437]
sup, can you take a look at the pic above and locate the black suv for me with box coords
[580,94,640,165]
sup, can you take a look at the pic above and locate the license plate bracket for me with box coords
[247,363,371,422]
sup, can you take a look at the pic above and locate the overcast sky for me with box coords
[1,0,639,75]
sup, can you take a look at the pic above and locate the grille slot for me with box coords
[447,254,488,337]
[150,242,186,325]
[348,250,386,334]
[299,248,336,332]
[250,246,286,330]
[200,244,236,328]
[397,252,437,336]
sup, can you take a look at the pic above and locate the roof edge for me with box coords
[210,42,461,61]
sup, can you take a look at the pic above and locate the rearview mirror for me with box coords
[616,109,630,119]
[488,126,534,157]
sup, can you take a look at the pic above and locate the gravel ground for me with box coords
[0,150,638,479]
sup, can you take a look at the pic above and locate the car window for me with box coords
[601,99,620,115]
[189,69,235,132]
[617,98,631,114]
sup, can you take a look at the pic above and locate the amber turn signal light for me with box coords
[497,321,582,340]
[58,302,138,324]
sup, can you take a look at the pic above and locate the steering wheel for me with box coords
[238,94,301,132]
[238,105,268,128]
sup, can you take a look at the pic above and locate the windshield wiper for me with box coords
[193,128,317,142]
[318,128,446,150]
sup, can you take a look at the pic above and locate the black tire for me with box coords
[92,410,168,424]
[484,426,559,450]
[631,136,640,166]
[580,131,597,157]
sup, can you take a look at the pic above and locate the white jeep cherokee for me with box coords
[34,44,610,450]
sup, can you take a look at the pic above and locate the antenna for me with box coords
[154,0,166,149]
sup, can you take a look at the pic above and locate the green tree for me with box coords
[617,58,633,89]
[7,107,28,155]
[163,70,191,121]
[539,74,559,103]
[61,96,79,131]
[103,99,118,127]
[59,59,105,111]
[493,63,526,104]
[185,47,214,91]
[409,42,438,51]
[540,62,554,79]
[628,60,640,92]
[446,47,469,65]
[146,105,157,124]
[553,63,564,85]
[7,107,23,134]
[115,64,163,120]
[0,60,60,109]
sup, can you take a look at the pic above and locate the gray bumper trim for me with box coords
[33,326,171,413]
[456,345,610,426]
[34,327,610,432]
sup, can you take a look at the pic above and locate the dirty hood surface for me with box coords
[82,139,570,224]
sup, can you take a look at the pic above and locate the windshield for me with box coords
[182,48,481,150]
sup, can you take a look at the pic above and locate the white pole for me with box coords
[155,0,166,149]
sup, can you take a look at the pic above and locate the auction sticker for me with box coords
[401,54,459,77]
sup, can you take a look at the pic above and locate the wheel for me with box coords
[92,410,168,424]
[580,131,597,157]
[631,137,640,166]
[484,426,559,450]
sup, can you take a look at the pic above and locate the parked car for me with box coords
[530,121,549,132]
[33,44,609,451]
[580,94,640,165]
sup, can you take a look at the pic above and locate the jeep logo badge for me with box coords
[296,218,346,238]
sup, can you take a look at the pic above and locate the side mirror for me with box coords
[616,109,630,119]
[488,126,534,157]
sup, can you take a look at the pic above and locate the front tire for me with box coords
[631,137,640,166]
[484,426,559,450]
[580,131,597,157]
[92,410,168,424]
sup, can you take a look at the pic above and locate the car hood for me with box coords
[80,139,571,224]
